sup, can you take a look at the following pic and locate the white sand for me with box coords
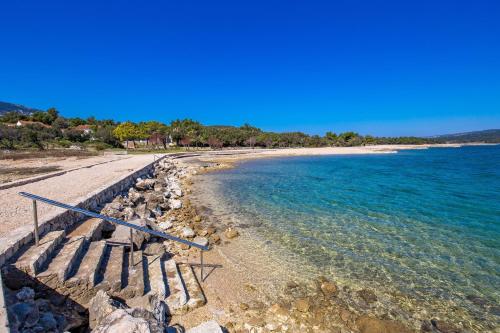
[192,144,463,164]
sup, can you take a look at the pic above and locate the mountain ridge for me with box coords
[0,101,42,116]
[431,129,500,143]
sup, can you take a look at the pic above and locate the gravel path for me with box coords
[0,154,157,237]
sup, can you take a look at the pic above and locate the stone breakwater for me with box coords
[100,158,226,254]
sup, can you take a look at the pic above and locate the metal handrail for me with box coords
[18,191,209,281]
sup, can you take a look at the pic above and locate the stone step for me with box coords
[67,218,105,241]
[120,251,146,299]
[14,230,66,275]
[164,259,188,314]
[37,236,86,282]
[146,254,166,299]
[66,240,107,289]
[96,244,124,294]
[178,263,207,311]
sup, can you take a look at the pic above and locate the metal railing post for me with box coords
[130,229,134,266]
[200,249,204,282]
[33,200,39,246]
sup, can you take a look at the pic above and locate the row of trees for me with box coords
[0,108,436,150]
[113,119,433,149]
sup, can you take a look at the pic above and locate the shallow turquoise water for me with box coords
[204,146,500,327]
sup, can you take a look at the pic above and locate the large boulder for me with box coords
[145,192,165,204]
[92,309,164,333]
[128,188,145,205]
[136,178,157,191]
[102,201,124,218]
[89,290,126,329]
[135,204,154,219]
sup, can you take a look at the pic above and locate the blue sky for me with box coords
[1,0,499,136]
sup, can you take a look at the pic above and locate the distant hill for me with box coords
[432,129,500,143]
[0,101,42,116]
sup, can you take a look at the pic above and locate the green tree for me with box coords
[113,121,139,148]
[325,131,338,146]
[46,108,59,124]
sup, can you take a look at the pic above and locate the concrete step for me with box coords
[164,259,188,314]
[14,230,66,275]
[120,251,146,299]
[96,244,124,294]
[66,240,107,289]
[67,218,105,241]
[146,254,166,299]
[179,263,207,311]
[37,236,86,282]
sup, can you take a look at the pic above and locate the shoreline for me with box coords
[185,143,489,169]
[172,145,496,332]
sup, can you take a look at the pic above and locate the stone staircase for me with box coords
[2,217,206,322]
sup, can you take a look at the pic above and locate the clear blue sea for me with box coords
[199,145,500,329]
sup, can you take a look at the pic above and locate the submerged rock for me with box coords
[357,289,377,304]
[294,298,311,313]
[430,319,462,333]
[320,281,338,297]
[356,315,414,333]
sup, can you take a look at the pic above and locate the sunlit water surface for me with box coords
[195,146,500,330]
